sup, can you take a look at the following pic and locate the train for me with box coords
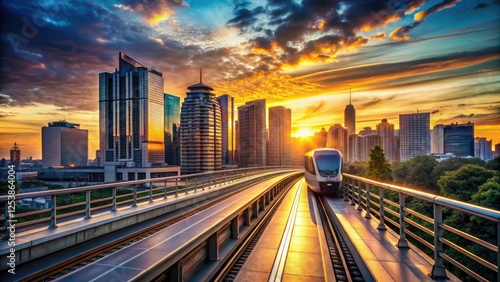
[304,148,343,195]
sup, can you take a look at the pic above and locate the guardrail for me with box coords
[341,173,500,282]
[0,167,302,237]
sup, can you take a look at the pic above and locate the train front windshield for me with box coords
[315,154,340,177]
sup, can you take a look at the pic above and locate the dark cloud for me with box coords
[414,0,461,21]
[473,3,489,9]
[390,22,421,41]
[431,109,441,114]
[458,103,467,106]
[358,95,396,109]
[227,6,266,30]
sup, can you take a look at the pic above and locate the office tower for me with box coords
[180,71,222,174]
[444,122,474,157]
[348,134,381,162]
[268,106,292,166]
[217,94,235,165]
[399,112,430,161]
[326,124,348,157]
[42,121,88,168]
[99,52,164,167]
[238,99,267,167]
[164,93,180,165]
[359,127,377,136]
[495,144,500,158]
[431,124,444,154]
[393,130,400,162]
[348,134,360,162]
[10,143,21,170]
[475,137,493,161]
[377,119,395,162]
[313,128,327,148]
[344,90,356,135]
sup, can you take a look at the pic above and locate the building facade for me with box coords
[42,121,88,168]
[326,124,348,157]
[164,93,180,165]
[10,143,21,170]
[217,94,236,165]
[268,106,292,166]
[99,52,165,167]
[376,119,394,162]
[399,112,430,162]
[180,72,222,174]
[474,137,493,161]
[238,99,267,167]
[444,122,474,157]
[431,124,444,154]
[344,92,356,136]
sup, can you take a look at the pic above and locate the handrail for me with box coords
[341,173,500,282]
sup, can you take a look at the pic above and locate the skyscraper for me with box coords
[238,99,267,167]
[376,119,395,162]
[180,71,222,174]
[42,121,88,168]
[164,93,180,165]
[326,124,348,157]
[444,122,474,157]
[474,137,493,161]
[10,143,21,170]
[431,124,444,154]
[399,112,430,161]
[268,106,292,166]
[344,90,356,136]
[217,94,235,165]
[99,52,164,167]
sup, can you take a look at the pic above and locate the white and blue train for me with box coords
[304,148,343,195]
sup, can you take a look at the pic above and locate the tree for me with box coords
[438,164,496,201]
[471,176,500,210]
[431,157,485,188]
[486,156,500,171]
[345,161,367,176]
[0,179,20,195]
[366,145,392,181]
[392,155,438,191]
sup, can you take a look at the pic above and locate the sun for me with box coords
[293,128,315,138]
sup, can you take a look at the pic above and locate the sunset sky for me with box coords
[1,0,499,160]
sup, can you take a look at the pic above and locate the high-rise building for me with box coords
[217,94,235,165]
[238,99,267,167]
[376,119,394,162]
[431,124,444,154]
[268,106,292,166]
[313,128,327,148]
[326,124,348,157]
[10,143,21,170]
[42,121,88,168]
[474,137,493,161]
[180,71,222,174]
[99,52,165,167]
[495,144,500,158]
[399,112,430,162]
[344,90,356,135]
[444,122,474,157]
[164,93,180,165]
[359,126,377,136]
[348,134,381,162]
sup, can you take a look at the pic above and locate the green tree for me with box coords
[366,145,392,181]
[486,156,500,171]
[0,179,20,195]
[471,176,500,210]
[392,155,438,191]
[345,161,367,176]
[431,157,485,188]
[438,164,496,201]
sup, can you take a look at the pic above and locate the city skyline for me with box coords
[1,0,499,159]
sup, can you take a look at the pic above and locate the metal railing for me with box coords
[0,167,301,236]
[341,173,500,282]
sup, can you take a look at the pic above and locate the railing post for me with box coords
[397,192,409,248]
[365,183,372,219]
[497,222,500,282]
[430,202,448,278]
[112,187,117,211]
[377,187,386,230]
[349,178,355,206]
[357,179,362,211]
[185,178,188,194]
[50,195,57,228]
[175,178,178,197]
[195,177,198,192]
[343,178,348,201]
[164,180,167,199]
[133,184,137,207]
[4,202,9,238]
[86,190,92,219]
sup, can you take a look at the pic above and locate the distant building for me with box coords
[474,137,493,161]
[376,119,395,162]
[431,124,444,154]
[99,52,165,167]
[495,143,500,158]
[217,94,236,165]
[180,70,222,174]
[238,99,267,167]
[313,128,327,148]
[164,93,180,165]
[326,124,348,157]
[348,134,381,162]
[344,91,356,135]
[10,143,21,170]
[359,127,377,136]
[42,121,88,168]
[444,122,474,157]
[268,106,292,166]
[399,112,430,162]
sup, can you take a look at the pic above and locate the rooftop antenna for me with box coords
[199,68,202,83]
[349,89,352,105]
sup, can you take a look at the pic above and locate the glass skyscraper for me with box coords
[164,93,180,165]
[376,118,395,162]
[180,72,222,174]
[399,112,430,161]
[217,94,235,165]
[444,122,474,157]
[99,52,165,167]
[238,99,267,167]
[344,91,356,136]
[268,106,292,166]
[42,121,88,168]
